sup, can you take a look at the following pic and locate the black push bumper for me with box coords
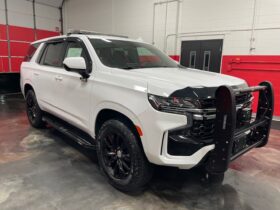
[206,81,274,174]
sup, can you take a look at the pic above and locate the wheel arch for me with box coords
[93,103,147,153]
[94,107,142,137]
[24,83,35,97]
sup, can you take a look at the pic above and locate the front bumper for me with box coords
[141,81,274,171]
[205,81,274,173]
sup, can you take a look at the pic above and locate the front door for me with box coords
[180,39,223,73]
[53,38,93,132]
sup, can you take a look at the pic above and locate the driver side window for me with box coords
[65,41,88,63]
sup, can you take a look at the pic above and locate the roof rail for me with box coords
[67,29,128,38]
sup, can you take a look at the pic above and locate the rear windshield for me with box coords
[24,43,40,62]
[90,38,179,70]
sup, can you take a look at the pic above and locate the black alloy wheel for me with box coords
[101,132,132,180]
[25,90,45,128]
[97,119,153,193]
[26,93,37,121]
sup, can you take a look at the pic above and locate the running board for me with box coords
[43,114,96,149]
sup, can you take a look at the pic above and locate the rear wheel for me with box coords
[97,119,153,193]
[26,90,45,128]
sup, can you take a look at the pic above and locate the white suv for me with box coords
[20,30,274,193]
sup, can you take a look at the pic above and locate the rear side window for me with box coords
[24,43,39,62]
[40,42,65,67]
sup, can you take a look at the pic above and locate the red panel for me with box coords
[36,29,60,40]
[0,57,9,73]
[139,55,160,63]
[169,55,180,62]
[0,24,7,40]
[221,55,280,116]
[9,25,35,42]
[0,41,8,56]
[0,24,61,74]
[10,42,30,56]
[10,57,23,73]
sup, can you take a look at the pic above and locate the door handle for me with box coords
[33,72,39,76]
[55,75,63,81]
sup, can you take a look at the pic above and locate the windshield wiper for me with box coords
[141,66,175,68]
[121,66,137,70]
[177,64,187,69]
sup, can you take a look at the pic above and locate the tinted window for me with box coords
[24,43,39,62]
[90,38,179,69]
[41,42,65,67]
[65,42,88,62]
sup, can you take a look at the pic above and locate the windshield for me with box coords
[90,38,179,69]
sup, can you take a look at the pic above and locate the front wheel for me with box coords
[203,171,224,187]
[97,119,153,193]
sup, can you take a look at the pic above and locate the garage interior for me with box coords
[1,0,280,209]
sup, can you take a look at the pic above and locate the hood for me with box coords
[130,67,247,97]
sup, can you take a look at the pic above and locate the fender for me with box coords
[91,101,144,138]
[91,101,152,158]
[22,80,34,97]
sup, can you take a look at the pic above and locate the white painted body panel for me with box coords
[21,35,247,169]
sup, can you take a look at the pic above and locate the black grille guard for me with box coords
[205,81,274,174]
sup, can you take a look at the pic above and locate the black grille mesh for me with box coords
[189,119,215,140]
[190,93,252,140]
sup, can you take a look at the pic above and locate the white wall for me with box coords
[0,0,6,25]
[63,0,113,33]
[0,0,62,73]
[7,0,33,28]
[63,0,280,56]
[35,3,61,32]
[0,0,61,31]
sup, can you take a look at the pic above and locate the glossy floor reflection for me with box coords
[0,94,279,210]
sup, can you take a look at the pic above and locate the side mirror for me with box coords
[63,57,89,79]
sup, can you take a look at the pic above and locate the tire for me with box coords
[205,172,224,186]
[198,166,224,187]
[97,119,153,193]
[26,90,45,128]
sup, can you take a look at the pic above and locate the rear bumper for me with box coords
[205,81,274,174]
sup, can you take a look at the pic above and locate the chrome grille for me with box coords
[188,93,252,140]
[199,93,252,109]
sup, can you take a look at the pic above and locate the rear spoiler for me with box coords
[206,81,274,174]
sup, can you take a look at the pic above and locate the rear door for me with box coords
[34,39,67,113]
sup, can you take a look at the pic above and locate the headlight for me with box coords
[148,94,200,114]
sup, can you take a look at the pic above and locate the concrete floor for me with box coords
[0,93,280,210]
